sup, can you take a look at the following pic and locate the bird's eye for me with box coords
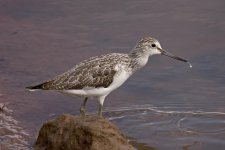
[151,44,156,47]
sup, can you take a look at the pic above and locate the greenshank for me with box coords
[27,37,191,118]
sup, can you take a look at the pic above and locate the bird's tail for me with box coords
[26,83,44,91]
[26,81,53,91]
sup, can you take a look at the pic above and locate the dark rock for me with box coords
[34,114,135,150]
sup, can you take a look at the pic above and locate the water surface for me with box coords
[1,0,225,149]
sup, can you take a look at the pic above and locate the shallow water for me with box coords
[1,0,225,149]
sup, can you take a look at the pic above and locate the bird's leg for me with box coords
[80,97,88,117]
[98,103,103,118]
[98,96,105,118]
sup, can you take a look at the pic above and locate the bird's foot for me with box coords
[98,112,103,118]
[80,107,86,117]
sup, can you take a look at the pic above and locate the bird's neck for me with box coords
[129,48,150,71]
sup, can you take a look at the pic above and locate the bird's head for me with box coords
[131,37,192,67]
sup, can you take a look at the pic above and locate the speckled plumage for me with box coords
[37,53,131,90]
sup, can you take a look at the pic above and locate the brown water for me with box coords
[1,0,225,149]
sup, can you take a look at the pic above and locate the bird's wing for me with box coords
[37,53,128,90]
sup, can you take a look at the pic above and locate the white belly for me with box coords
[62,70,131,98]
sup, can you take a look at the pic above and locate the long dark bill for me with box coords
[161,50,188,62]
[160,49,192,68]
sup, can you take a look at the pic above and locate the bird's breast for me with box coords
[109,69,131,91]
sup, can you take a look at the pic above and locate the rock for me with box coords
[34,114,135,150]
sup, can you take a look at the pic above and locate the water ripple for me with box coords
[104,104,225,119]
[104,104,225,149]
[0,103,30,150]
